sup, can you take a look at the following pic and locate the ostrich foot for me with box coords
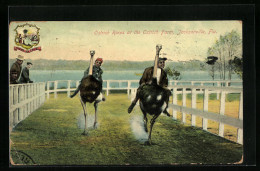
[128,103,135,114]
[163,109,171,117]
[81,130,89,136]
[144,140,152,146]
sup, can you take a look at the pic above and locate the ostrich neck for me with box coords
[88,56,94,75]
[153,52,159,78]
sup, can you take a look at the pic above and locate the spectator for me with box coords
[10,55,24,84]
[19,62,33,83]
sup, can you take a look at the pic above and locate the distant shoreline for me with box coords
[9,58,208,72]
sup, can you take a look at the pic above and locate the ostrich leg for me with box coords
[147,114,160,145]
[140,107,148,132]
[93,100,101,129]
[80,97,88,135]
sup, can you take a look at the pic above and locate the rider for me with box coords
[70,57,104,101]
[128,57,171,116]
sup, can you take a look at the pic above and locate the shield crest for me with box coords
[14,23,40,50]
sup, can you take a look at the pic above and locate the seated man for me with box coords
[70,57,105,101]
[128,57,171,116]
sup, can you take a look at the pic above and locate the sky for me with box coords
[9,21,242,62]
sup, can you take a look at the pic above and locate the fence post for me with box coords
[41,83,44,104]
[127,81,130,96]
[119,81,121,89]
[47,81,50,99]
[130,88,135,102]
[225,81,229,87]
[219,90,226,137]
[106,81,109,96]
[9,86,14,128]
[18,85,24,121]
[237,92,243,144]
[30,84,33,113]
[172,88,177,120]
[36,83,39,108]
[37,83,40,108]
[23,84,27,118]
[67,80,71,97]
[203,88,209,130]
[34,83,37,112]
[40,83,42,105]
[23,85,27,118]
[31,84,34,112]
[191,88,196,126]
[27,84,30,115]
[182,88,186,123]
[216,82,220,99]
[43,83,46,102]
[54,81,58,98]
[13,86,19,125]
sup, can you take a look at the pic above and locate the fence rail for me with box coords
[168,85,243,144]
[9,82,45,129]
[45,80,242,98]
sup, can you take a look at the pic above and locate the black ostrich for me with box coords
[80,50,103,135]
[139,44,170,145]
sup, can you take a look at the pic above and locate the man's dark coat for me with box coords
[19,67,32,83]
[139,66,168,87]
[84,65,103,85]
[10,61,22,84]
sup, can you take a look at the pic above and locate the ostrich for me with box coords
[138,44,171,145]
[80,50,103,135]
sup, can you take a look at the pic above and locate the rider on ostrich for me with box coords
[70,57,105,101]
[71,51,105,135]
[128,57,171,116]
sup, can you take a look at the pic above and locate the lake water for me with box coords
[29,70,241,88]
[30,70,241,82]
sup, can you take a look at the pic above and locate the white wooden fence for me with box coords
[45,80,140,98]
[9,83,45,129]
[45,80,242,98]
[9,80,243,144]
[168,85,243,144]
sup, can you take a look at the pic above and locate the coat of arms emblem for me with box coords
[14,23,41,53]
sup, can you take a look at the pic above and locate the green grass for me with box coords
[10,93,242,165]
[177,93,240,101]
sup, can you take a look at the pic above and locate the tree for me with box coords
[231,56,243,79]
[165,66,181,80]
[206,56,218,81]
[207,30,242,80]
[222,30,242,80]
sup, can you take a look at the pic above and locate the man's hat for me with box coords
[159,57,167,61]
[27,62,33,65]
[16,55,25,61]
